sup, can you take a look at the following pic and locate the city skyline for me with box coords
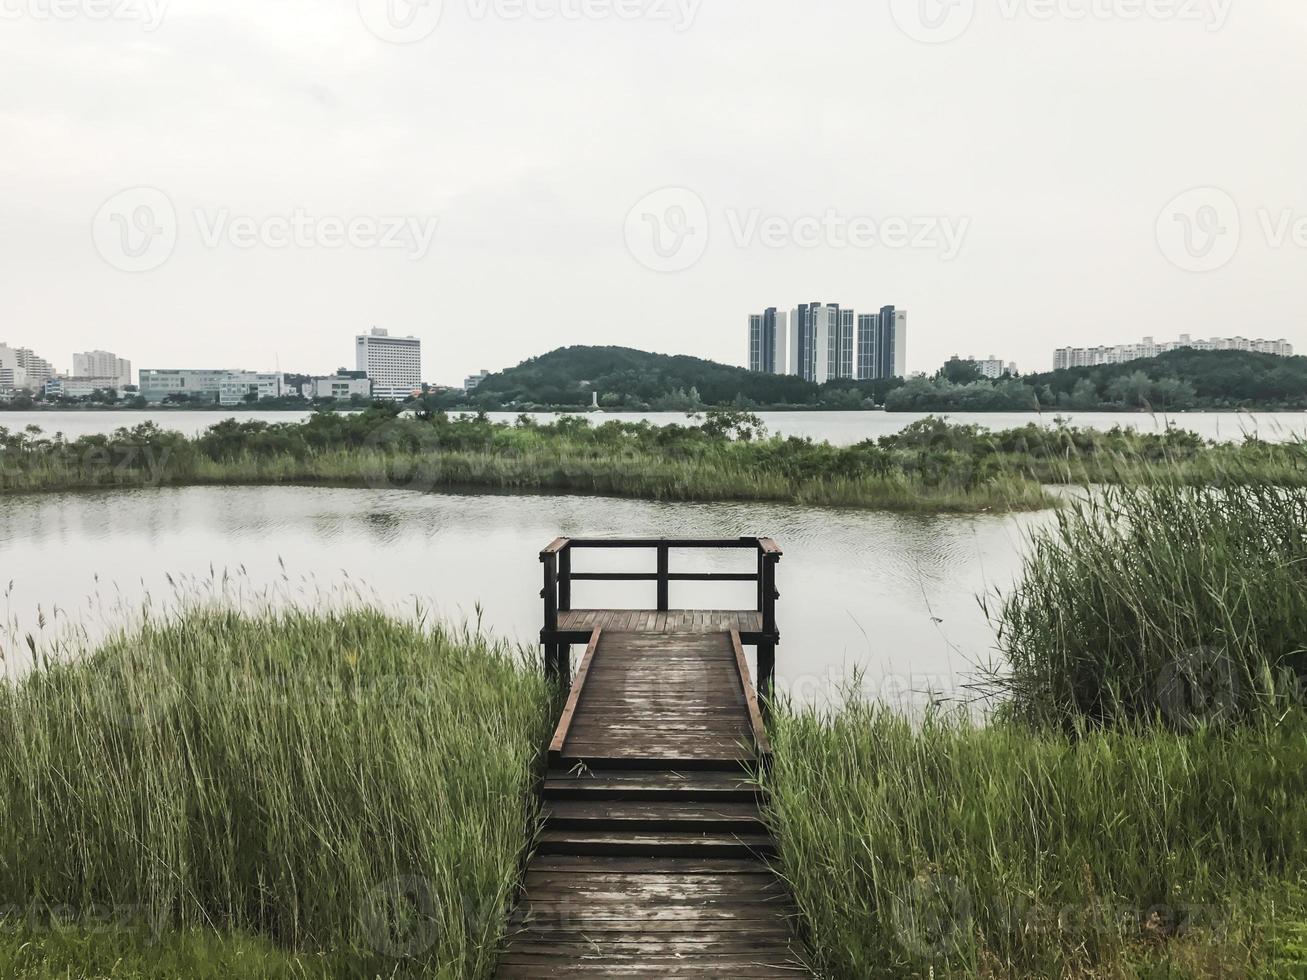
[751,304,906,383]
[3,6,1304,386]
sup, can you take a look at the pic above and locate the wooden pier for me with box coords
[496,538,810,978]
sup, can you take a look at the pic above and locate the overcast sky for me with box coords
[2,0,1304,384]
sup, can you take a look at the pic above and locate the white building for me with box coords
[964,355,1017,379]
[1054,334,1295,370]
[747,309,788,375]
[0,343,54,391]
[464,370,491,392]
[139,369,233,403]
[139,369,281,405]
[49,377,126,399]
[218,373,282,406]
[310,373,371,400]
[73,350,132,389]
[356,327,421,401]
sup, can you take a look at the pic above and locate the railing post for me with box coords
[656,543,669,612]
[541,551,561,682]
[558,547,572,613]
[758,552,779,704]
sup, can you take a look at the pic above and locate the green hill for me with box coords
[1025,349,1307,410]
[467,346,819,410]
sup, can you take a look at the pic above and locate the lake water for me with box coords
[0,485,1054,711]
[2,409,1305,445]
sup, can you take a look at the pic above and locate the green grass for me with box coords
[988,482,1307,729]
[0,607,553,979]
[0,927,341,979]
[765,702,1307,979]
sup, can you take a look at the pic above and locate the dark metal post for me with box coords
[541,551,560,681]
[558,548,572,613]
[758,553,779,703]
[656,543,669,612]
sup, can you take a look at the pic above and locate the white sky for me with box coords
[2,0,1304,384]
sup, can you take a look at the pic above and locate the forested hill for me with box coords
[467,346,819,409]
[1024,349,1307,408]
[886,348,1307,412]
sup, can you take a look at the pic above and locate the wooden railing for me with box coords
[539,536,782,697]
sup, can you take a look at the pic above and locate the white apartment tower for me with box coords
[73,350,132,389]
[355,327,422,401]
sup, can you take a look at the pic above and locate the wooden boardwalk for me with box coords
[496,538,810,978]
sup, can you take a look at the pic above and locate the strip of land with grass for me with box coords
[3,408,1307,514]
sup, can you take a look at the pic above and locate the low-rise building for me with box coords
[139,369,281,405]
[464,370,491,392]
[310,371,371,401]
[218,373,283,406]
[47,377,125,399]
[1054,334,1295,370]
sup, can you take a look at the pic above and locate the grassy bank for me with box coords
[0,410,1076,514]
[767,481,1307,978]
[0,607,553,979]
[992,482,1307,728]
[767,704,1307,979]
[4,410,1306,514]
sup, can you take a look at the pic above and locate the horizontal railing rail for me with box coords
[539,537,782,699]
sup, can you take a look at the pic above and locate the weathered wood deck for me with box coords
[495,539,809,978]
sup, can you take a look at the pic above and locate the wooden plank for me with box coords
[731,629,772,761]
[548,627,601,765]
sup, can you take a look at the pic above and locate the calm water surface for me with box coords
[3,409,1305,444]
[0,486,1055,709]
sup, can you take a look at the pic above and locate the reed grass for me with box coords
[989,482,1307,728]
[765,701,1307,979]
[0,606,553,979]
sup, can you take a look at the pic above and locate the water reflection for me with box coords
[0,486,1057,710]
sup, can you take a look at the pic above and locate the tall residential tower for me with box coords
[355,327,421,401]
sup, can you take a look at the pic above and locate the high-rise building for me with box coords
[0,343,54,391]
[789,303,818,382]
[863,306,908,380]
[836,307,855,381]
[356,327,421,401]
[73,350,132,389]
[1054,334,1295,370]
[747,308,788,375]
[856,313,878,380]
